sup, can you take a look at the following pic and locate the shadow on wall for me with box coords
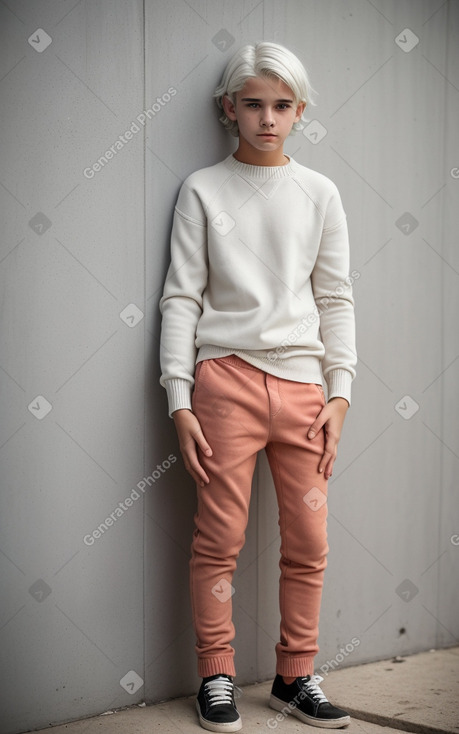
[143,314,199,699]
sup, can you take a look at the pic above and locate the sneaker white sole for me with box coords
[270,694,350,729]
[196,700,242,732]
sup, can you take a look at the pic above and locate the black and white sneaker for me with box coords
[270,674,350,728]
[196,674,242,732]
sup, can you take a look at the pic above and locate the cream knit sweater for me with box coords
[159,154,357,416]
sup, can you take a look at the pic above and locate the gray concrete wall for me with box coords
[0,1,458,732]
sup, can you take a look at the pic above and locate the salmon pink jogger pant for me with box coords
[190,355,329,679]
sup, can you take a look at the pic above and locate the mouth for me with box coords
[257,133,277,138]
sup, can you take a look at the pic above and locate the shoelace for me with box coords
[204,676,239,708]
[299,674,329,705]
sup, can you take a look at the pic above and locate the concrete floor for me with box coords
[34,647,459,734]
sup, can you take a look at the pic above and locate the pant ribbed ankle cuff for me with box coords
[198,655,236,678]
[276,655,315,677]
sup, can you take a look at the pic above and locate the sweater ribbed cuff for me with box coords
[326,369,353,406]
[164,378,193,417]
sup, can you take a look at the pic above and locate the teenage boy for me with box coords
[160,41,356,731]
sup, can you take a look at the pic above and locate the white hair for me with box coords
[214,41,317,137]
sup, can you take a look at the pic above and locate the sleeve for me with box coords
[159,181,208,416]
[310,183,357,405]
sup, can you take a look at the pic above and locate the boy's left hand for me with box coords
[307,397,349,479]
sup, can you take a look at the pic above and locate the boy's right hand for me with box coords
[172,409,213,487]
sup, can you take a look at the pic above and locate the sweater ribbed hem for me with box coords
[164,378,193,417]
[164,361,353,415]
[196,346,353,404]
[198,654,236,678]
[197,345,323,387]
[276,654,316,678]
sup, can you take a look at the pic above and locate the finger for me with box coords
[308,412,326,440]
[324,456,335,480]
[193,427,213,457]
[318,450,333,475]
[318,436,335,472]
[319,447,337,478]
[183,450,210,487]
[180,430,210,463]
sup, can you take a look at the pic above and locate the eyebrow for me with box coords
[240,97,294,103]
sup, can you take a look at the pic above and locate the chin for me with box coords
[254,138,281,147]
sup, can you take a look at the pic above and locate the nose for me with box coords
[260,107,274,127]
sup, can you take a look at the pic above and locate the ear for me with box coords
[222,94,238,121]
[294,101,306,123]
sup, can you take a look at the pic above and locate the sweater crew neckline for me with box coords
[224,154,295,180]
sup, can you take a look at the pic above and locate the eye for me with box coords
[247,103,260,108]
[277,103,290,110]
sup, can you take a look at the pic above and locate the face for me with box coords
[222,75,305,157]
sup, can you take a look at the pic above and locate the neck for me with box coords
[232,138,289,167]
